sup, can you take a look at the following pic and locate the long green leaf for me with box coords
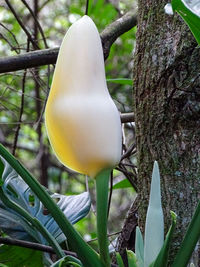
[127,250,137,267]
[0,144,104,267]
[172,201,200,267]
[116,252,125,267]
[95,169,111,266]
[172,0,200,44]
[150,211,177,267]
[144,161,164,267]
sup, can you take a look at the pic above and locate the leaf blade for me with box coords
[135,226,144,267]
[151,211,177,267]
[172,0,200,44]
[106,78,133,85]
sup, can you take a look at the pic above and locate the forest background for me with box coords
[0,0,199,266]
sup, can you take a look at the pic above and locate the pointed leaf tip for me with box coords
[135,226,144,267]
[144,161,164,267]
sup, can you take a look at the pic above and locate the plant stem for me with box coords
[0,144,104,267]
[0,186,65,258]
[95,169,111,266]
[85,0,89,15]
[172,200,200,267]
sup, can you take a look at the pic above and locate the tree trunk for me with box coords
[118,0,200,265]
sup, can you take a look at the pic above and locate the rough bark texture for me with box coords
[117,0,200,265]
[116,198,138,266]
[134,0,200,264]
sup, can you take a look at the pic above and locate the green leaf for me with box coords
[171,0,200,44]
[106,78,133,85]
[0,144,103,267]
[135,226,144,267]
[95,169,111,266]
[0,156,91,244]
[116,252,125,267]
[50,256,83,267]
[172,201,200,267]
[112,178,135,190]
[127,250,137,267]
[0,245,43,267]
[150,211,177,267]
[144,161,164,267]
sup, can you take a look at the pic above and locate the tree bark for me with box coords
[118,0,200,265]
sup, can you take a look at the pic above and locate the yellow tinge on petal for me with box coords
[45,15,122,178]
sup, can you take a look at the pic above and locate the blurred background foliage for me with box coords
[0,0,137,252]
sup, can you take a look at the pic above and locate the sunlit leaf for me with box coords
[112,178,135,190]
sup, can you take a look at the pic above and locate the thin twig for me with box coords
[5,0,39,49]
[116,163,137,191]
[21,0,48,49]
[120,143,136,161]
[85,0,89,15]
[87,231,121,244]
[12,70,27,155]
[0,112,134,127]
[107,170,113,218]
[0,121,40,125]
[12,40,30,156]
[0,23,20,53]
[101,10,137,59]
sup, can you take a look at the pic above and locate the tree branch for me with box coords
[0,237,119,266]
[0,11,137,74]
[101,11,137,59]
[0,237,76,257]
[120,112,135,123]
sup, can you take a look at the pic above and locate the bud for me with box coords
[45,16,122,178]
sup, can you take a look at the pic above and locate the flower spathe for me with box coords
[45,16,122,178]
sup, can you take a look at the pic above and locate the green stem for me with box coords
[172,201,200,267]
[95,169,111,267]
[0,186,65,258]
[0,144,104,267]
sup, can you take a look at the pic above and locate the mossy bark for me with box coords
[133,0,200,264]
[117,0,200,265]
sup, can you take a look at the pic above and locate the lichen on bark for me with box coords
[133,0,200,264]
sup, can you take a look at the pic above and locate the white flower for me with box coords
[45,16,122,178]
